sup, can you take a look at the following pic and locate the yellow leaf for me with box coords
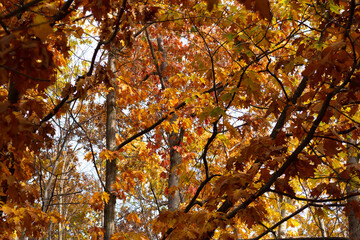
[84,152,93,162]
[288,218,300,228]
[50,215,59,224]
[13,216,21,225]
[102,192,110,204]
[32,15,53,41]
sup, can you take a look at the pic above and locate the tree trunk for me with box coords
[318,216,327,238]
[58,156,69,240]
[145,33,183,211]
[58,178,64,240]
[155,35,184,211]
[347,140,360,240]
[277,195,287,239]
[104,55,117,240]
[168,119,184,211]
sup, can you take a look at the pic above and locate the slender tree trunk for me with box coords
[277,195,286,239]
[168,118,184,211]
[145,32,184,211]
[58,156,69,240]
[58,181,64,240]
[104,55,117,240]
[318,216,327,238]
[347,139,360,240]
[154,35,184,211]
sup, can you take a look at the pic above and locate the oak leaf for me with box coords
[237,0,272,21]
[32,15,53,41]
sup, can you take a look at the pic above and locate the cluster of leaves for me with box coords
[1,0,360,239]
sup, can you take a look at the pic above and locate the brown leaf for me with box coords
[0,102,9,114]
[237,0,272,21]
[207,0,219,12]
[255,0,272,21]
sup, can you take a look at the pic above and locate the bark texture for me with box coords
[277,195,287,239]
[104,56,117,240]
[146,33,184,211]
[168,121,184,211]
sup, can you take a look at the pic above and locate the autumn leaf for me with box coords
[101,192,110,204]
[127,212,141,224]
[254,0,272,20]
[206,0,220,11]
[2,0,360,239]
[32,15,53,41]
[0,102,9,114]
[237,0,272,21]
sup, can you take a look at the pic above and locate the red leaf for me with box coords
[160,171,167,179]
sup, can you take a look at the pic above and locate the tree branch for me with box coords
[265,57,289,101]
[270,76,308,139]
[269,189,360,203]
[87,0,127,76]
[40,0,127,126]
[114,83,226,152]
[145,28,165,89]
[52,0,74,24]
[184,174,220,213]
[69,112,107,191]
[0,64,50,82]
[253,203,345,240]
[200,120,219,179]
[0,0,43,20]
[226,76,350,222]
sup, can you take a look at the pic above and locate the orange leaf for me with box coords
[127,212,141,224]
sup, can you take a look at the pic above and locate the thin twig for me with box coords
[69,111,107,191]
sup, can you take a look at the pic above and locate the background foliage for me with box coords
[0,0,360,239]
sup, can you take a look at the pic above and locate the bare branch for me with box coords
[69,112,107,192]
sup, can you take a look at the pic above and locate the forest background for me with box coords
[1,0,360,239]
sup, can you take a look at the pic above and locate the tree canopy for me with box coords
[1,0,360,239]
